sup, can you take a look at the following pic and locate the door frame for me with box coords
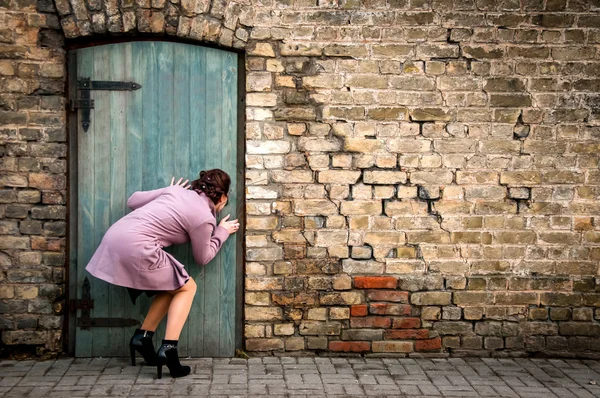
[65,39,246,356]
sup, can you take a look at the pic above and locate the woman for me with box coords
[85,169,239,379]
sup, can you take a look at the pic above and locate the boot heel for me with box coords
[156,340,190,379]
[129,329,157,366]
[130,345,136,366]
[157,362,163,379]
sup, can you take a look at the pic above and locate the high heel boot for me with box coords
[156,340,191,379]
[129,329,158,366]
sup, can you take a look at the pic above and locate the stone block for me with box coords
[318,170,360,184]
[369,303,411,316]
[245,338,283,351]
[320,291,364,305]
[329,341,371,352]
[340,200,381,215]
[332,274,352,290]
[372,341,413,352]
[245,306,282,321]
[489,94,532,107]
[454,292,494,306]
[294,200,338,216]
[367,290,408,303]
[411,292,452,305]
[350,316,391,328]
[410,108,453,121]
[415,337,442,351]
[342,329,382,341]
[343,138,384,152]
[410,171,453,184]
[299,321,341,335]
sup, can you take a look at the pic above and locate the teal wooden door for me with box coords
[68,42,240,357]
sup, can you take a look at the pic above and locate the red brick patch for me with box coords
[384,329,429,340]
[329,341,371,352]
[392,317,421,329]
[415,337,442,351]
[350,304,368,317]
[369,303,412,316]
[350,316,391,328]
[367,290,409,303]
[354,276,397,289]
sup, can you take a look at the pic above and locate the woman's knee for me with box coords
[186,278,197,294]
[170,277,197,295]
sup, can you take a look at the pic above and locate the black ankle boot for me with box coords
[156,340,191,379]
[129,329,157,366]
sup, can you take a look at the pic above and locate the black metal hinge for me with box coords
[71,77,141,132]
[71,276,140,330]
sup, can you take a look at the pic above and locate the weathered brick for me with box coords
[0,236,29,250]
[411,292,451,305]
[495,292,538,305]
[294,200,338,216]
[245,306,282,321]
[489,94,532,107]
[343,138,384,152]
[329,341,370,352]
[363,171,407,184]
[369,303,411,316]
[340,200,381,215]
[350,316,391,328]
[354,276,397,289]
[410,108,453,121]
[318,170,360,184]
[364,231,405,246]
[299,321,341,335]
[366,290,408,303]
[559,323,600,337]
[320,291,364,305]
[245,338,283,351]
[540,293,582,306]
[415,337,442,351]
[372,341,413,352]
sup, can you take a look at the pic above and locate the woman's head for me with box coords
[191,169,231,210]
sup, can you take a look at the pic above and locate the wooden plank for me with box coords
[219,50,238,356]
[170,42,193,356]
[90,44,112,356]
[76,47,94,358]
[107,43,130,356]
[128,42,151,342]
[202,47,223,357]
[137,42,163,343]
[155,41,173,188]
[187,44,208,357]
[155,41,181,351]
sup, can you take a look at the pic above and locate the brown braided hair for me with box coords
[191,169,231,205]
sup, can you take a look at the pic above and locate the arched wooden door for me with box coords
[67,41,243,357]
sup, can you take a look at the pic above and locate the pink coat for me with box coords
[85,186,230,291]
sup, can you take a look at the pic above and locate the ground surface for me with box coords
[1,356,600,397]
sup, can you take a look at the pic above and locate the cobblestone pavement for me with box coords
[1,356,600,397]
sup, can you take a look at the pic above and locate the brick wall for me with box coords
[1,0,600,357]
[0,0,66,354]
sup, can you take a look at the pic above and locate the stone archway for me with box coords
[54,0,255,48]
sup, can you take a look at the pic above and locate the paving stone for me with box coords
[1,357,600,397]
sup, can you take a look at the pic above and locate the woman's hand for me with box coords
[219,214,239,234]
[170,177,191,189]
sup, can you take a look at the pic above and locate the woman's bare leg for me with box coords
[140,292,173,332]
[164,278,197,340]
